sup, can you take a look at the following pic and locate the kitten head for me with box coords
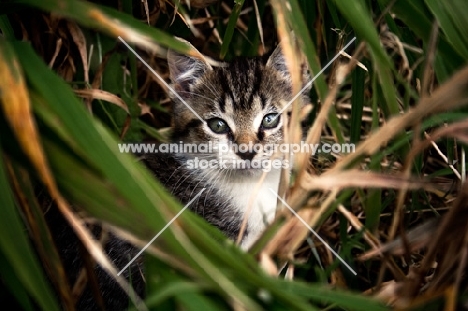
[167,45,310,176]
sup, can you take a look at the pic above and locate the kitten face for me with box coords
[167,46,309,176]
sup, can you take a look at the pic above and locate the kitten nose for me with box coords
[235,133,257,161]
[236,150,256,161]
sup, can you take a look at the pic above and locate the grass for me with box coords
[0,0,468,310]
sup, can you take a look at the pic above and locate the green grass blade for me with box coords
[0,153,61,311]
[425,0,468,59]
[220,0,246,59]
[17,0,190,54]
[350,65,366,143]
[0,252,34,311]
[333,0,399,117]
[283,281,390,311]
[379,0,464,81]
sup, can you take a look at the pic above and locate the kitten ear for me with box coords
[266,44,290,79]
[167,49,211,96]
[266,43,311,94]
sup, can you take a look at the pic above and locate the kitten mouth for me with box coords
[228,167,264,177]
[218,157,277,176]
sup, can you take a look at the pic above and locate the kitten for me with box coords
[143,44,310,248]
[43,43,310,310]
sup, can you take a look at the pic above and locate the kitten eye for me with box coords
[261,113,280,129]
[207,118,230,134]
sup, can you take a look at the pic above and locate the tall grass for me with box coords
[0,0,467,310]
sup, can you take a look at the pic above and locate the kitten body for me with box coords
[143,151,282,248]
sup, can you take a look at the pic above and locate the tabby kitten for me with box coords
[143,44,310,248]
[45,44,310,311]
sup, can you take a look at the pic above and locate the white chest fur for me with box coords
[217,169,282,249]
